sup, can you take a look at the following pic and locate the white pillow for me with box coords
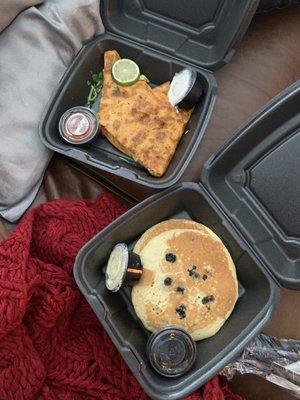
[0,0,104,221]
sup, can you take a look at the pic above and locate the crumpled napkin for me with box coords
[0,0,104,222]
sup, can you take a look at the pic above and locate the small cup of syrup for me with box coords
[147,326,196,377]
[59,106,99,145]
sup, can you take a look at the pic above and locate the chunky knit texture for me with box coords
[0,193,244,400]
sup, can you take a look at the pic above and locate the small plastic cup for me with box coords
[58,106,99,145]
[105,243,143,292]
[147,326,196,377]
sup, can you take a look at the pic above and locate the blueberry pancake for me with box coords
[131,220,238,341]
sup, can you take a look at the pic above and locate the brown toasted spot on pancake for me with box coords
[138,268,154,286]
[135,220,206,253]
[131,106,138,114]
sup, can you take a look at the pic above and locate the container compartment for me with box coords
[203,82,300,289]
[74,183,277,400]
[40,33,216,189]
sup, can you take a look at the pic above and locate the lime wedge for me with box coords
[112,59,140,86]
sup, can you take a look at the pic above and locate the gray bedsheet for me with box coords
[0,0,104,222]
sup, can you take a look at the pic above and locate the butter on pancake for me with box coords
[131,220,238,341]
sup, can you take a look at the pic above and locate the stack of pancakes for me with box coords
[132,220,238,341]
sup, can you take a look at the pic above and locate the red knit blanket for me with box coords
[0,193,244,400]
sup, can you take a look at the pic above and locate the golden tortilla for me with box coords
[98,50,192,177]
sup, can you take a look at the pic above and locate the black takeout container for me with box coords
[39,0,259,188]
[74,82,300,399]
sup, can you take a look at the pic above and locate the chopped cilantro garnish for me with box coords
[87,71,103,106]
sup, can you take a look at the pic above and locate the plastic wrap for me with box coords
[222,334,300,398]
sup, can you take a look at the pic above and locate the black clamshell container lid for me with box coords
[74,81,300,399]
[100,0,259,70]
[202,81,300,290]
[39,0,259,189]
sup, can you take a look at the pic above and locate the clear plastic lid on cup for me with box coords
[147,326,196,377]
[58,106,99,145]
[105,243,143,292]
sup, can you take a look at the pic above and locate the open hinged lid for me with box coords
[100,0,259,70]
[202,81,300,290]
